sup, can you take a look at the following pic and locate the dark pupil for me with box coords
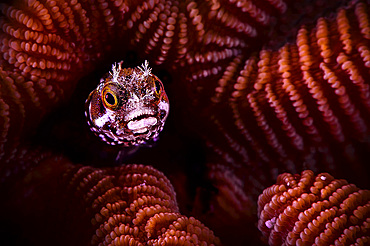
[154,80,161,92]
[105,92,115,105]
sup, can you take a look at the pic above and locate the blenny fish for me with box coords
[85,61,169,146]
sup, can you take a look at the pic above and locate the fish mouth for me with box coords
[127,116,158,134]
[124,108,155,122]
[125,108,158,134]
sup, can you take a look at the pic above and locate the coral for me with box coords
[0,0,288,160]
[66,163,220,245]
[190,163,263,246]
[205,164,255,221]
[0,145,52,182]
[2,157,220,245]
[182,3,370,242]
[257,170,370,245]
[0,3,292,220]
[1,0,370,245]
[123,0,287,67]
[0,0,109,160]
[185,0,347,104]
[200,1,370,186]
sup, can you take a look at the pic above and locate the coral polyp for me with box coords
[258,170,370,245]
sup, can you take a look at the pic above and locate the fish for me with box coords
[85,60,169,146]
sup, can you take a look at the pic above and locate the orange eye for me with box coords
[102,87,118,109]
[154,79,162,94]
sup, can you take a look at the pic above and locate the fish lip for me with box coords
[133,128,149,135]
[127,116,158,132]
[124,108,156,122]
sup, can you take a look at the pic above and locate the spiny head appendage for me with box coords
[131,60,152,83]
[109,62,122,83]
[139,60,152,78]
[107,60,152,84]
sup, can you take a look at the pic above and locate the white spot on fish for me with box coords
[94,110,115,128]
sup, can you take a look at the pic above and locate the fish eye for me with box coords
[154,79,162,94]
[105,92,116,105]
[102,87,118,109]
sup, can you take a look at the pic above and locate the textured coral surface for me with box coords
[258,170,370,245]
[2,156,220,245]
[201,1,370,184]
[0,0,370,245]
